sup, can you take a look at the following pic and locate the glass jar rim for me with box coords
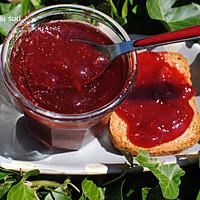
[1,4,137,121]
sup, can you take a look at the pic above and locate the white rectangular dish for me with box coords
[0,41,199,175]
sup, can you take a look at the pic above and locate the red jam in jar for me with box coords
[116,51,195,148]
[10,21,128,114]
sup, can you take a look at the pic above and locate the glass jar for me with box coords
[1,4,137,150]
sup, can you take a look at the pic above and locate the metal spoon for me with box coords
[76,25,200,84]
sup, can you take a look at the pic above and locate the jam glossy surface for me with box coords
[116,52,195,148]
[10,21,128,114]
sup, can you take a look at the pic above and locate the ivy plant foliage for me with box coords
[38,178,77,200]
[0,168,79,200]
[0,0,42,36]
[123,150,185,199]
[135,150,185,200]
[146,0,200,31]
[1,0,200,36]
[100,0,200,31]
[0,154,197,199]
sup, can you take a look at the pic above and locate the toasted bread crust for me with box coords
[109,52,200,156]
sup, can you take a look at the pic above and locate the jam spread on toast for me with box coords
[116,52,195,148]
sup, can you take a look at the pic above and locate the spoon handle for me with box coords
[134,25,200,47]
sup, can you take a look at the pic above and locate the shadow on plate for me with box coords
[0,116,73,161]
[0,116,118,161]
[97,126,122,155]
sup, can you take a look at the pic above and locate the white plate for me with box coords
[0,41,200,175]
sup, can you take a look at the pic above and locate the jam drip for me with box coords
[116,52,195,148]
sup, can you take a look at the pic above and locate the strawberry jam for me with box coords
[10,21,128,114]
[116,52,195,148]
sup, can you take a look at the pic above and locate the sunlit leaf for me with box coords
[135,150,158,168]
[132,4,138,14]
[146,0,200,31]
[122,0,128,18]
[108,0,119,18]
[81,179,105,200]
[151,164,185,199]
[7,181,35,200]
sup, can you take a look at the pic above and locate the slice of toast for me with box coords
[109,52,200,156]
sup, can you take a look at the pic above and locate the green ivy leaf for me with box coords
[122,0,128,18]
[151,164,185,199]
[0,181,14,199]
[146,0,174,20]
[132,4,138,14]
[146,0,200,31]
[108,0,119,18]
[136,151,185,199]
[7,181,35,200]
[81,179,105,200]
[45,188,71,200]
[135,150,158,168]
[7,169,39,200]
